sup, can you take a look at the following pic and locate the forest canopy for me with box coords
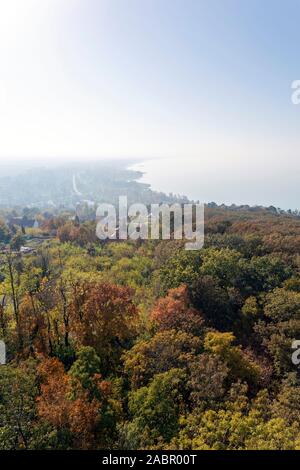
[1,205,300,450]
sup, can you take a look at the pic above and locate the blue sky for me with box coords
[0,0,299,169]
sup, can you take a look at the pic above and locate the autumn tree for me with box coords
[151,285,204,336]
[37,357,104,449]
[124,329,201,389]
[69,282,137,372]
[204,332,262,387]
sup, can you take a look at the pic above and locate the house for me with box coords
[20,246,34,254]
[6,216,39,230]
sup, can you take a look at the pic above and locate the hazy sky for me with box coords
[0,0,300,169]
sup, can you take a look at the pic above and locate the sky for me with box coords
[0,0,300,174]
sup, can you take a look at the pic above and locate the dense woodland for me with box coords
[1,205,300,449]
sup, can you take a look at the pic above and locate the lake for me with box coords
[131,157,300,211]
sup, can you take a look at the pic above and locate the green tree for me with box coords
[0,360,38,449]
[124,369,186,449]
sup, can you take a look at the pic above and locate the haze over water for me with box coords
[132,158,300,211]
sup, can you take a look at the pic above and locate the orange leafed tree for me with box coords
[151,285,204,335]
[37,357,103,449]
[69,282,137,370]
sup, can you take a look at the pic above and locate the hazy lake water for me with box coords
[131,158,300,211]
